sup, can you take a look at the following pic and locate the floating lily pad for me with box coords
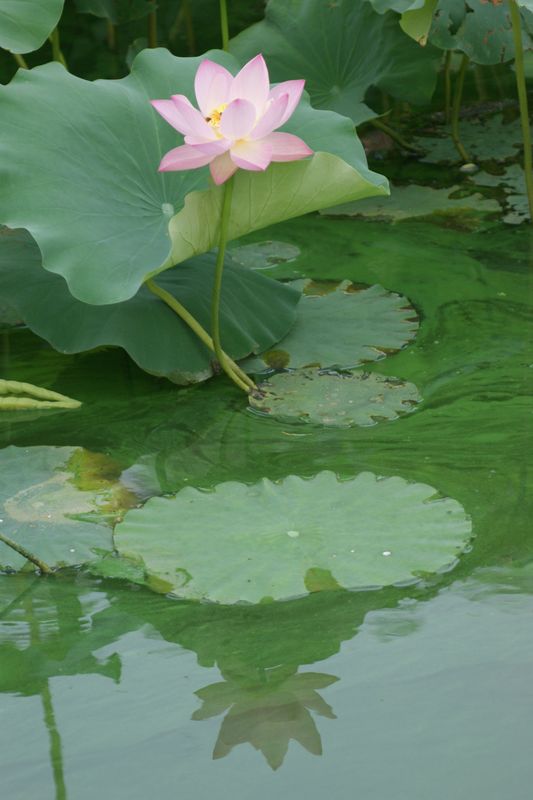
[0,446,138,572]
[229,241,301,271]
[321,184,500,222]
[242,282,418,373]
[112,470,472,603]
[249,369,421,427]
[472,165,530,225]
[414,115,526,163]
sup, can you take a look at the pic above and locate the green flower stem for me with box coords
[148,11,158,48]
[443,50,452,123]
[0,532,52,574]
[48,29,67,69]
[211,177,256,393]
[12,52,28,70]
[145,278,254,392]
[220,0,230,51]
[509,0,533,222]
[370,118,422,153]
[451,53,470,163]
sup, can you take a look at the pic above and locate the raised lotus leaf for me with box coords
[429,0,532,63]
[242,281,418,373]
[0,48,387,305]
[74,0,155,24]
[0,446,139,572]
[112,470,472,603]
[0,0,64,53]
[249,368,421,427]
[0,228,300,385]
[230,0,441,126]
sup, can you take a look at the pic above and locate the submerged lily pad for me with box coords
[322,184,500,222]
[243,281,418,373]
[414,115,526,163]
[229,241,301,271]
[249,369,421,427]
[472,165,530,225]
[112,471,472,603]
[0,446,138,572]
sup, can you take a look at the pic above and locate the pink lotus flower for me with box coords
[151,54,313,185]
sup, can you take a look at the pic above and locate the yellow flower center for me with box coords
[205,103,227,128]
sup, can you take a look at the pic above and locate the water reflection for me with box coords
[193,663,338,769]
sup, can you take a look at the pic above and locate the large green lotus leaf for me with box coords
[0,0,64,54]
[113,470,472,603]
[230,0,441,126]
[0,48,387,305]
[242,281,418,373]
[429,0,532,63]
[0,446,140,572]
[0,229,300,385]
[74,0,155,24]
[414,114,526,163]
[322,184,500,222]
[249,369,421,427]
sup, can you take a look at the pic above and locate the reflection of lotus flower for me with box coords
[192,665,338,770]
[151,54,313,185]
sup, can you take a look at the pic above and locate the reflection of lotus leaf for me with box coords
[0,447,138,572]
[242,281,418,373]
[249,368,421,427]
[113,471,472,603]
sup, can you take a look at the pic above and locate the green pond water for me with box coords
[1,214,532,799]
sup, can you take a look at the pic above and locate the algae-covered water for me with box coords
[1,214,532,799]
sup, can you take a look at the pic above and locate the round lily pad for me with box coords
[242,281,418,373]
[0,446,138,572]
[248,368,421,427]
[114,470,472,603]
[229,241,301,270]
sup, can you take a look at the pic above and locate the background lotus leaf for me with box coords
[242,281,418,373]
[0,48,387,305]
[249,369,422,427]
[0,228,300,384]
[0,446,139,572]
[74,0,156,24]
[429,0,532,63]
[0,0,64,54]
[230,0,441,125]
[112,470,472,603]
